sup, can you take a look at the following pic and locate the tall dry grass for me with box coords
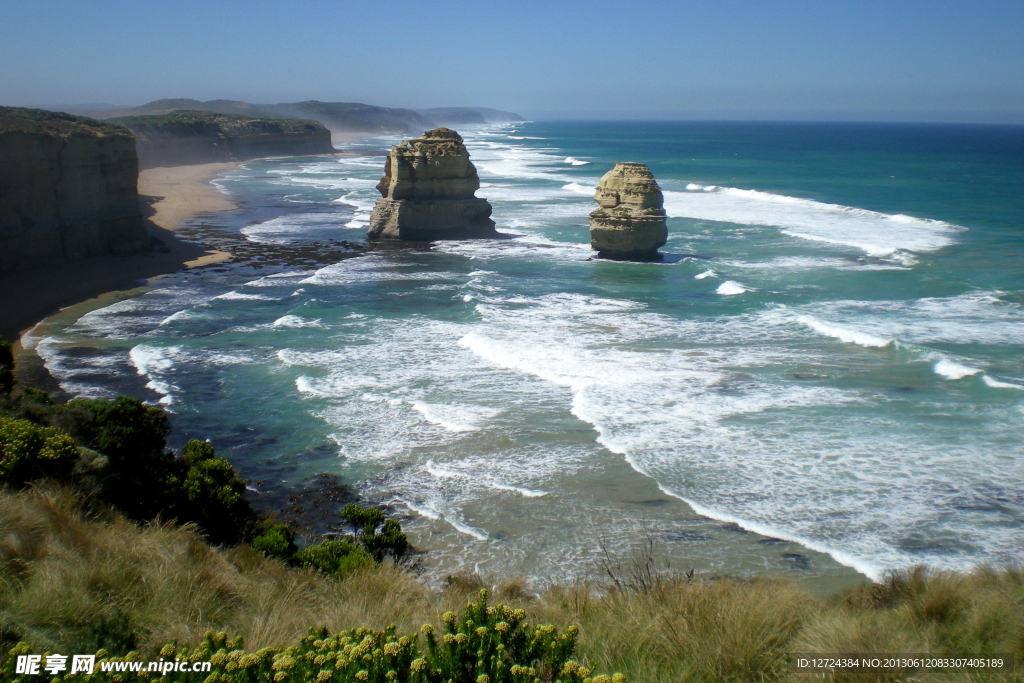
[0,486,1021,682]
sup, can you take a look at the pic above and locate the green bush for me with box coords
[341,504,409,563]
[55,396,173,519]
[252,520,299,561]
[165,439,254,546]
[0,415,79,486]
[1,589,619,683]
[295,539,374,579]
[62,395,170,463]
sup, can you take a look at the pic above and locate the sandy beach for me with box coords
[1,162,239,353]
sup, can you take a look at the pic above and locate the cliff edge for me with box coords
[110,110,335,168]
[0,107,150,272]
[367,128,498,241]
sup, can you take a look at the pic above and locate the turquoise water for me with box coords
[30,121,1024,584]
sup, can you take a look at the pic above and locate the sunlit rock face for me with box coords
[588,162,667,260]
[367,128,497,241]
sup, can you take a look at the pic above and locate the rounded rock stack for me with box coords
[588,162,668,260]
[367,128,498,241]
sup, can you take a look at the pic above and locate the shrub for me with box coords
[164,439,254,546]
[341,504,410,563]
[55,396,173,519]
[252,520,298,561]
[295,539,374,579]
[62,395,170,463]
[0,590,616,683]
[0,415,78,486]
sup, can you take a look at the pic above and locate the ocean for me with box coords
[27,121,1024,588]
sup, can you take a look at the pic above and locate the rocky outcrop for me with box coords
[367,128,498,241]
[110,111,335,168]
[0,107,150,271]
[588,162,668,260]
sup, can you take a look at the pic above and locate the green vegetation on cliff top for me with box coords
[109,110,330,141]
[0,106,132,138]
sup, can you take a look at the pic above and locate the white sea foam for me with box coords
[796,315,893,348]
[401,499,489,540]
[410,402,500,433]
[425,461,547,498]
[716,280,751,296]
[241,212,355,244]
[272,315,323,328]
[982,375,1024,390]
[561,182,595,195]
[664,184,961,257]
[159,309,192,326]
[933,359,982,380]
[694,269,717,280]
[214,291,277,301]
[564,157,590,165]
[129,345,181,405]
[669,492,884,581]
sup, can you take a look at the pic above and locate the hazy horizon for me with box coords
[3,0,1023,125]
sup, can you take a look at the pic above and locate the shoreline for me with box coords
[7,161,244,386]
[5,150,873,598]
[4,150,372,348]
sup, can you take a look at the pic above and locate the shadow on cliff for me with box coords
[0,203,208,343]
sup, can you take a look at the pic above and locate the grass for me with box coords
[0,486,1021,682]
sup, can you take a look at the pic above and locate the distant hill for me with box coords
[82,99,433,141]
[108,110,335,168]
[417,107,525,123]
[62,100,525,139]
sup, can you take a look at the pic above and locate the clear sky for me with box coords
[2,0,1022,123]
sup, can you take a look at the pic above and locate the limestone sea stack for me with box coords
[367,128,498,241]
[588,162,668,260]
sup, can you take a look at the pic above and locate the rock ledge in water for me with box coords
[367,128,498,241]
[588,162,667,260]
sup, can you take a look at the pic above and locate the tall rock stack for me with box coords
[367,128,497,241]
[588,162,668,260]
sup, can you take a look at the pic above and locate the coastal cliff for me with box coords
[110,111,335,168]
[0,107,150,271]
[589,162,668,260]
[367,128,498,241]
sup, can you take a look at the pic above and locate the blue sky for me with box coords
[2,0,1022,122]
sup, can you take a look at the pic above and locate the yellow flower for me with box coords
[355,670,369,681]
[421,624,434,635]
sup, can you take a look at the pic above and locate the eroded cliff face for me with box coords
[588,162,668,260]
[0,107,149,271]
[111,111,335,168]
[367,128,497,240]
